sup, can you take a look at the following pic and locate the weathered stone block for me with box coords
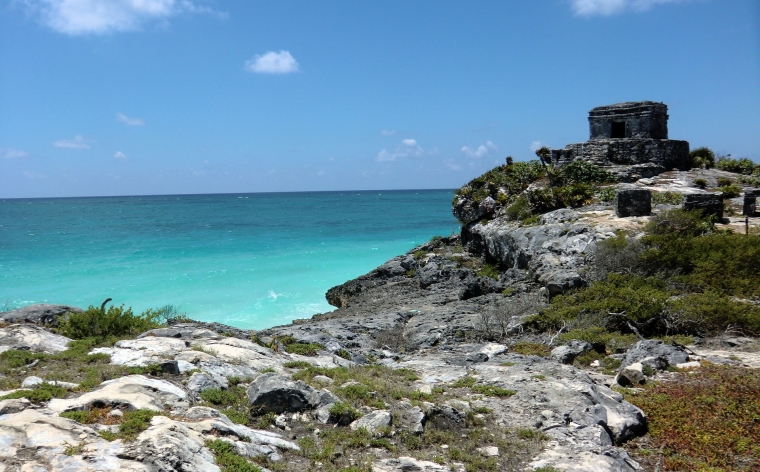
[614,188,651,217]
[683,193,723,219]
[743,188,759,216]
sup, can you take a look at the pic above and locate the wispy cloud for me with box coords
[244,51,299,74]
[461,141,496,159]
[380,129,396,136]
[114,151,128,160]
[375,138,428,162]
[570,0,684,17]
[444,159,462,171]
[53,135,90,149]
[23,171,47,179]
[18,0,224,36]
[530,141,547,152]
[116,113,144,126]
[1,148,29,159]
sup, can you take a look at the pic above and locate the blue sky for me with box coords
[1,0,758,198]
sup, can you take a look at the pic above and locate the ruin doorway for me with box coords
[611,121,626,138]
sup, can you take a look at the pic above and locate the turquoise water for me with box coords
[0,190,458,329]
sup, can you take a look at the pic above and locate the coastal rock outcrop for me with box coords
[0,303,82,326]
[0,324,72,353]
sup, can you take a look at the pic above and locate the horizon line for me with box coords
[0,187,457,201]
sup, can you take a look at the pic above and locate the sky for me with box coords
[1,0,759,198]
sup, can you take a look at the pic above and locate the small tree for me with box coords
[690,147,715,169]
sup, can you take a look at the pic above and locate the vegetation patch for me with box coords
[206,439,262,472]
[56,300,162,344]
[198,384,252,425]
[476,264,500,280]
[510,342,550,357]
[624,364,760,471]
[651,191,683,205]
[276,335,325,357]
[0,382,68,402]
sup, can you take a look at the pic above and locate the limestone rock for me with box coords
[349,410,391,433]
[186,372,228,396]
[616,363,646,387]
[0,324,72,353]
[621,340,689,370]
[373,456,449,472]
[48,375,188,413]
[0,304,83,327]
[21,376,78,389]
[0,398,31,415]
[551,341,593,365]
[392,401,425,434]
[426,405,465,429]
[247,373,321,414]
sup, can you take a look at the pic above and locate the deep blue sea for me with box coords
[0,190,458,329]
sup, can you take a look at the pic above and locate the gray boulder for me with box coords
[392,401,425,434]
[426,405,465,429]
[0,303,82,326]
[616,363,646,387]
[187,372,228,396]
[453,195,498,225]
[0,324,72,353]
[550,340,593,364]
[621,340,689,370]
[349,410,391,433]
[247,373,321,414]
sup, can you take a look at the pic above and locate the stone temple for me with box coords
[551,101,690,181]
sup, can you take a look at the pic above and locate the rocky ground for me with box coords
[1,169,758,472]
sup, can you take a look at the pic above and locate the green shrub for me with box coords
[200,388,240,406]
[557,160,616,185]
[335,349,351,360]
[716,176,733,187]
[694,178,707,189]
[595,186,617,202]
[0,349,44,368]
[284,342,324,356]
[117,409,165,441]
[716,155,757,175]
[471,384,516,397]
[1,382,68,402]
[476,264,499,280]
[666,292,760,335]
[510,342,550,357]
[651,191,683,205]
[413,250,426,260]
[719,184,741,198]
[558,327,638,353]
[328,402,361,424]
[283,361,312,369]
[57,301,161,343]
[206,439,262,472]
[505,195,532,221]
[689,147,715,169]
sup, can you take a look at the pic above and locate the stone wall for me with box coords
[589,101,669,140]
[551,138,690,172]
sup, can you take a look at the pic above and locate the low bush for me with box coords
[689,147,715,169]
[275,335,325,357]
[206,439,262,472]
[624,364,760,471]
[693,178,707,189]
[476,264,499,280]
[719,184,742,198]
[715,155,757,175]
[510,342,550,357]
[1,382,68,402]
[57,300,161,343]
[651,191,683,205]
[556,160,617,186]
[716,176,733,187]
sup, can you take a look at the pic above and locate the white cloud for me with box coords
[244,51,299,74]
[53,135,90,149]
[19,0,222,36]
[570,0,684,17]
[23,171,47,179]
[380,129,396,136]
[530,141,547,152]
[375,138,427,162]
[461,140,496,159]
[116,113,144,126]
[2,148,29,158]
[444,160,462,171]
[114,151,128,160]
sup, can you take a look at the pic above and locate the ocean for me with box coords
[0,190,458,329]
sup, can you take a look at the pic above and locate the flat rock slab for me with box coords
[0,324,72,353]
[0,304,83,326]
[48,375,187,413]
[373,456,450,472]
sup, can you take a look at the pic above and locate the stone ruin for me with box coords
[551,101,690,181]
[744,188,759,216]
